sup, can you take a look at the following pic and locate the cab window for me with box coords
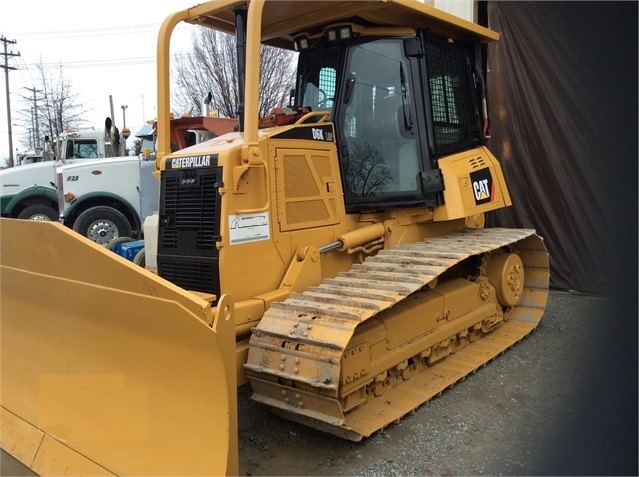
[340,39,420,198]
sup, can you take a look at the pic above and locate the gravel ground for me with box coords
[2,290,636,476]
[236,290,637,476]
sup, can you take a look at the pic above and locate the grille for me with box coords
[468,156,486,169]
[424,34,481,156]
[160,170,220,253]
[158,255,219,296]
[157,165,222,298]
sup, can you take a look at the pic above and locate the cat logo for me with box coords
[469,168,495,205]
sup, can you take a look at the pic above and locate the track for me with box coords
[245,228,549,441]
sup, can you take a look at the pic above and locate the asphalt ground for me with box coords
[1,290,637,476]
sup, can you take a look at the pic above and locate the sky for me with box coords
[0,0,204,160]
[0,0,473,161]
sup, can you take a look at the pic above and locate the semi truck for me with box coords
[0,128,126,222]
[0,1,549,475]
[15,149,46,166]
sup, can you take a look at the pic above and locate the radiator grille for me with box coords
[157,165,221,298]
[158,256,219,295]
[160,170,220,252]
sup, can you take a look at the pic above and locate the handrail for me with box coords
[294,110,331,125]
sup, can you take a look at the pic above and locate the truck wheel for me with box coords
[17,204,58,221]
[73,206,132,245]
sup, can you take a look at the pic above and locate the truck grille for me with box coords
[157,165,222,298]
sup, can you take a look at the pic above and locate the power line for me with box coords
[25,57,157,69]
[20,53,190,70]
[3,23,161,38]
[3,22,195,39]
[14,54,37,87]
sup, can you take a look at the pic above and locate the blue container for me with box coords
[112,240,145,262]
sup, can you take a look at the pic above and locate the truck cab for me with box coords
[16,149,46,166]
[56,131,103,159]
[0,128,125,221]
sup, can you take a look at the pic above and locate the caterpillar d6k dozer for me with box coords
[0,0,549,475]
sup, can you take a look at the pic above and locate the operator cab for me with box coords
[293,24,486,213]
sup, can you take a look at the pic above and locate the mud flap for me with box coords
[0,218,238,476]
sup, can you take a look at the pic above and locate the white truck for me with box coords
[16,149,46,166]
[0,128,124,222]
[55,156,158,245]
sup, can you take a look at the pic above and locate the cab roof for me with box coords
[183,0,499,47]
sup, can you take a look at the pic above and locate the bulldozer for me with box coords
[0,1,549,475]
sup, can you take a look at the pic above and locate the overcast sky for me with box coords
[1,0,472,160]
[0,0,203,159]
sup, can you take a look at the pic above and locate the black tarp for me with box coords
[484,3,637,474]
[484,1,637,295]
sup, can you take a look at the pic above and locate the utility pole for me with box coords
[24,86,45,148]
[1,36,20,166]
[121,104,129,156]
[121,104,128,128]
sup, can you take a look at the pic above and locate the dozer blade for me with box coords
[0,218,238,476]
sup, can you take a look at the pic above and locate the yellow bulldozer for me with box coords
[0,1,549,475]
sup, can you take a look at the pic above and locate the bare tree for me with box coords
[172,28,296,119]
[17,59,87,150]
[344,142,392,197]
[37,61,87,142]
